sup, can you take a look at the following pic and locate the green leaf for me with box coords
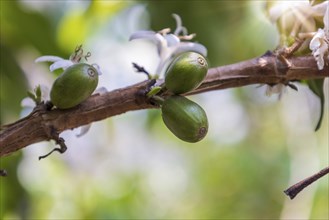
[35,85,42,104]
[27,91,36,102]
[146,86,162,98]
[307,79,325,131]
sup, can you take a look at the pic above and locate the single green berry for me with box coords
[161,95,208,143]
[50,63,99,109]
[165,52,208,94]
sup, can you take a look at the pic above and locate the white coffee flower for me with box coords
[268,1,328,37]
[129,14,207,76]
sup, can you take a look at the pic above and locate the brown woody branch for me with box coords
[284,166,329,199]
[1,53,328,157]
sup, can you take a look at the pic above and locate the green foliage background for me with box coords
[0,0,328,219]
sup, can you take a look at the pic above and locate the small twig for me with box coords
[84,52,91,61]
[284,166,329,199]
[279,38,306,58]
[39,127,67,160]
[275,38,306,72]
[132,62,151,79]
[287,82,298,91]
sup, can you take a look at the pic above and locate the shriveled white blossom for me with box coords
[35,45,102,74]
[129,14,207,76]
[76,125,92,137]
[309,3,329,70]
[265,83,287,98]
[309,28,329,70]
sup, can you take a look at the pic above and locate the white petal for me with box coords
[129,30,157,41]
[172,13,184,35]
[172,14,182,30]
[265,84,286,97]
[35,55,64,63]
[20,106,34,119]
[93,87,108,95]
[155,59,167,76]
[39,84,50,101]
[156,45,174,74]
[91,63,102,75]
[309,28,329,70]
[21,97,35,107]
[172,42,208,57]
[309,37,321,51]
[129,31,167,55]
[311,1,328,17]
[268,3,289,23]
[313,43,328,70]
[76,124,92,137]
[155,42,208,75]
[309,29,325,50]
[164,34,180,47]
[154,33,169,55]
[316,56,324,70]
[265,85,273,96]
[49,60,74,72]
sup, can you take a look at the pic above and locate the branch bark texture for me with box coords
[1,54,328,157]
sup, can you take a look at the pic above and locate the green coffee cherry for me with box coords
[165,52,208,94]
[161,95,208,143]
[50,63,99,109]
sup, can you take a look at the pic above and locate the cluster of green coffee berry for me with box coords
[34,49,209,143]
[153,51,209,143]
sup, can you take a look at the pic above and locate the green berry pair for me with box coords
[158,52,209,143]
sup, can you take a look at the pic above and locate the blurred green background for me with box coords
[1,0,328,219]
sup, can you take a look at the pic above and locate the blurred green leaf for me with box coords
[0,44,28,124]
[57,1,127,53]
[0,153,29,219]
[307,79,325,131]
[1,1,62,55]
